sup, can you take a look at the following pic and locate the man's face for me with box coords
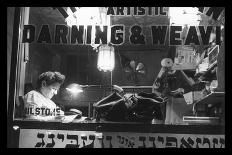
[42,82,61,99]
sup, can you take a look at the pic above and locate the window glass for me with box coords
[13,7,224,125]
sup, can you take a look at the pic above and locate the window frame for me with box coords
[8,7,30,122]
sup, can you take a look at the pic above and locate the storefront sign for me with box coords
[19,129,225,148]
[22,24,221,46]
[22,7,224,46]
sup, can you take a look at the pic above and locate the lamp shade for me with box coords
[97,44,115,72]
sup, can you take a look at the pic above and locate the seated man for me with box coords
[23,71,66,121]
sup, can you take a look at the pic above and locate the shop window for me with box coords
[13,7,218,125]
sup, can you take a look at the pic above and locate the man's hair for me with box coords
[36,71,65,89]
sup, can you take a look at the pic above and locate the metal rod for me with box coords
[110,71,113,92]
[120,86,154,89]
[79,85,154,89]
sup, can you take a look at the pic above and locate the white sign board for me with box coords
[19,129,225,148]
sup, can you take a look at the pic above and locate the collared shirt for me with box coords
[23,90,64,121]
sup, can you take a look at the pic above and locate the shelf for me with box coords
[193,92,225,108]
[172,63,196,70]
[195,62,217,82]
[183,116,220,125]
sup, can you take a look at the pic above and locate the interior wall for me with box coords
[25,44,55,89]
[113,49,166,86]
